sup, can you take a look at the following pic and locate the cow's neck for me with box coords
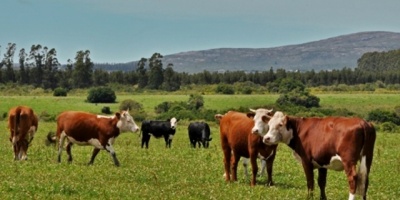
[286,117,299,150]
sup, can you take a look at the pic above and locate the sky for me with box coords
[1,0,400,64]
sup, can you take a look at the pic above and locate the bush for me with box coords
[276,92,320,108]
[367,109,400,125]
[87,87,116,103]
[379,122,399,133]
[215,84,235,94]
[119,99,147,121]
[53,87,68,97]
[101,106,112,114]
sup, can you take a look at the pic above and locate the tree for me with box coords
[42,48,60,89]
[28,44,45,87]
[147,53,163,89]
[136,57,148,89]
[93,69,109,86]
[58,59,74,90]
[161,63,180,91]
[18,48,29,84]
[72,50,93,88]
[1,43,16,83]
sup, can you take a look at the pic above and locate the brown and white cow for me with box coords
[55,110,139,166]
[215,109,277,186]
[7,106,38,160]
[251,110,376,200]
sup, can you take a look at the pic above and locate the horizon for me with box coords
[1,0,400,64]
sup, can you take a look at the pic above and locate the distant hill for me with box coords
[96,31,400,73]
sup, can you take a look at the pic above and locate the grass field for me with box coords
[1,94,400,199]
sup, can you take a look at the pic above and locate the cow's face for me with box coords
[262,111,293,145]
[249,108,273,137]
[117,111,139,133]
[170,117,178,129]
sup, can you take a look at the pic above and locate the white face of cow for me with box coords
[117,110,140,133]
[249,108,273,137]
[170,117,178,129]
[262,111,293,145]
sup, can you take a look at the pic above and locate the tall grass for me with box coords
[1,94,399,199]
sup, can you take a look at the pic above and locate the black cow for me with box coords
[188,122,212,148]
[140,118,178,148]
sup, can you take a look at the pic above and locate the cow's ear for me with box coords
[215,114,223,120]
[246,112,255,119]
[261,115,270,123]
[115,112,121,119]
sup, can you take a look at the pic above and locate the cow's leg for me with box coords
[141,133,150,149]
[318,168,327,200]
[249,154,258,186]
[88,148,101,165]
[105,142,120,167]
[66,142,73,163]
[343,162,358,200]
[57,132,67,163]
[231,152,240,182]
[19,139,29,160]
[302,162,315,199]
[265,149,277,186]
[13,141,19,161]
[222,145,232,181]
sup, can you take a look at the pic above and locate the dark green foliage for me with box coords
[367,109,400,125]
[154,94,214,121]
[379,122,399,133]
[275,78,320,108]
[87,87,116,103]
[53,87,68,96]
[119,99,147,121]
[101,106,111,114]
[39,111,56,122]
[187,94,204,110]
[216,84,234,94]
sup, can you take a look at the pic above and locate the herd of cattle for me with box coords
[7,105,376,200]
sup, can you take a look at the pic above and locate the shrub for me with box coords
[380,122,399,133]
[87,87,116,103]
[215,84,235,94]
[101,106,111,114]
[367,109,400,125]
[187,94,204,110]
[276,91,320,108]
[119,99,147,121]
[53,87,68,97]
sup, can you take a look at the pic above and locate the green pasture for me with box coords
[1,94,400,199]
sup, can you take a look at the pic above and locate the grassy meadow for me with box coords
[1,93,400,199]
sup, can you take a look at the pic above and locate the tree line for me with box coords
[1,43,400,91]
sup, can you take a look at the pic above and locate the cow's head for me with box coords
[170,117,178,130]
[117,110,140,133]
[247,108,273,137]
[262,111,293,145]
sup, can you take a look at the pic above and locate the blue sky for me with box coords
[1,0,399,64]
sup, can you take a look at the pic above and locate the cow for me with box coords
[54,110,139,166]
[7,106,38,160]
[140,118,178,148]
[215,109,277,186]
[251,110,376,200]
[188,121,212,148]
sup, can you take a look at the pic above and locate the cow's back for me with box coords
[219,111,254,157]
[57,111,116,140]
[8,106,38,139]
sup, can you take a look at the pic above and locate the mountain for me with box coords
[97,31,400,73]
[160,31,400,73]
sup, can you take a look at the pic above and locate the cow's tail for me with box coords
[356,121,376,196]
[12,107,22,144]
[45,131,57,146]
